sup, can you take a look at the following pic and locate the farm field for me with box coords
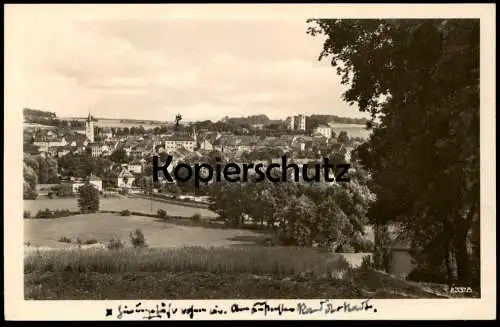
[24,197,218,219]
[24,246,449,300]
[24,213,264,249]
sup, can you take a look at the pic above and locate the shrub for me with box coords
[85,239,98,245]
[130,229,148,248]
[23,210,32,218]
[107,238,124,250]
[76,238,83,245]
[36,209,53,219]
[191,213,202,222]
[23,188,38,200]
[359,255,374,271]
[53,183,73,197]
[157,209,167,219]
[78,183,100,213]
[47,192,55,199]
[120,209,131,216]
[352,236,375,253]
[119,187,129,196]
[58,236,72,243]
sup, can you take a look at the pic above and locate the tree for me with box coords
[337,131,349,144]
[308,19,479,286]
[110,148,128,165]
[77,183,100,213]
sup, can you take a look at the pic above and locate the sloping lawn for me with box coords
[24,213,264,249]
[24,197,218,218]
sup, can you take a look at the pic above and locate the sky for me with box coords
[12,6,370,122]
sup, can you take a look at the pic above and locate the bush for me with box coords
[119,187,129,196]
[359,255,374,271]
[191,213,202,221]
[120,209,131,216]
[23,188,38,200]
[130,229,148,248]
[78,183,100,213]
[53,183,73,197]
[36,209,74,219]
[23,210,32,218]
[47,192,55,199]
[85,239,98,245]
[36,209,53,218]
[157,209,167,219]
[107,238,124,250]
[76,238,83,245]
[58,236,72,243]
[352,236,375,253]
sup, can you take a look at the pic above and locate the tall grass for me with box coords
[25,246,351,278]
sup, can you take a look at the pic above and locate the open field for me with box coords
[24,247,449,300]
[24,197,218,219]
[24,213,264,249]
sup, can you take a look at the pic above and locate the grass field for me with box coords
[24,246,448,299]
[24,212,265,249]
[24,197,218,218]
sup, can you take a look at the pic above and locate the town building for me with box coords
[85,112,95,143]
[286,116,295,130]
[313,124,332,139]
[164,134,196,152]
[285,114,306,131]
[117,167,135,188]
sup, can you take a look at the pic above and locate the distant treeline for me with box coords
[23,108,56,119]
[306,114,368,127]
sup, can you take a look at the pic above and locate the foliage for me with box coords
[190,213,202,222]
[35,209,74,219]
[209,163,374,249]
[157,209,167,219]
[308,19,480,285]
[129,229,148,248]
[52,183,73,197]
[77,183,100,213]
[109,148,128,164]
[58,236,72,243]
[107,238,125,250]
[119,209,131,216]
[23,210,32,218]
[85,239,98,245]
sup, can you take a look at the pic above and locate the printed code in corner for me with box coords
[450,287,473,294]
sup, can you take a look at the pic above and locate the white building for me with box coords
[313,125,332,139]
[89,143,110,157]
[85,112,95,143]
[286,116,295,130]
[285,114,306,131]
[164,134,196,152]
[33,137,67,152]
[297,114,306,131]
[88,174,103,192]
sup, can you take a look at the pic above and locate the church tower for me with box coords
[85,111,95,143]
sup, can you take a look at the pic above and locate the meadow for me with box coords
[23,195,450,300]
[24,212,264,249]
[24,197,218,219]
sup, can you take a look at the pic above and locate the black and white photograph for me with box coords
[4,3,496,321]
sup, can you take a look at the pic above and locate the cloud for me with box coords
[16,16,367,121]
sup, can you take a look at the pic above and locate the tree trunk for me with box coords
[454,229,470,285]
[445,238,457,290]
